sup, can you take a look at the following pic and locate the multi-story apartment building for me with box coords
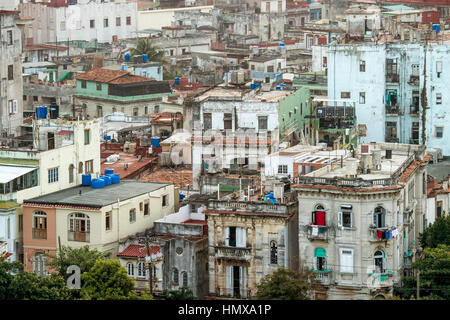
[74,68,173,118]
[22,180,175,275]
[328,43,450,155]
[0,10,24,137]
[205,198,298,298]
[292,142,431,299]
[19,0,137,45]
[0,119,101,262]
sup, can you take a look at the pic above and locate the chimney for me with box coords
[93,55,103,69]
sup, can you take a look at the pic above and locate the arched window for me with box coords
[173,268,179,283]
[78,162,83,174]
[312,204,326,226]
[137,261,146,278]
[127,262,134,277]
[270,241,278,264]
[32,211,47,239]
[68,213,90,242]
[33,252,47,276]
[181,271,188,287]
[314,248,327,271]
[69,164,74,183]
[374,250,385,273]
[374,207,386,228]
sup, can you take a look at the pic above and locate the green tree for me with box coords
[419,215,450,249]
[131,38,165,62]
[8,272,73,300]
[0,258,22,300]
[80,259,138,300]
[46,245,108,282]
[161,287,194,300]
[255,267,318,300]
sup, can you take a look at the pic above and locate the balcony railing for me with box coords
[296,175,397,188]
[310,269,332,285]
[410,105,419,115]
[368,270,394,287]
[386,73,399,83]
[214,245,252,261]
[385,136,399,143]
[32,228,47,240]
[407,75,419,86]
[369,227,396,242]
[306,225,329,241]
[385,105,401,115]
[409,138,419,145]
[68,231,90,242]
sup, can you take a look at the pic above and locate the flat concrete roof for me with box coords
[24,180,171,208]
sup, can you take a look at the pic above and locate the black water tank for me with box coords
[386,149,392,159]
[49,104,59,119]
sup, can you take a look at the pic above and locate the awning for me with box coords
[314,248,326,258]
[56,71,71,82]
[0,166,37,184]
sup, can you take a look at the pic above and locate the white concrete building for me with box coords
[292,142,431,299]
[312,45,328,72]
[328,43,450,156]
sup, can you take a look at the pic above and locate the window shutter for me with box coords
[13,100,17,113]
[240,266,247,298]
[373,212,377,226]
[238,227,246,247]
[381,212,385,228]
[226,266,233,296]
[225,227,230,246]
[337,212,343,227]
[340,250,354,273]
[312,211,316,224]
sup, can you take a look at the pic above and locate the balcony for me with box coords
[409,105,419,116]
[68,231,90,242]
[315,106,355,119]
[306,225,329,241]
[409,138,419,145]
[369,227,396,242]
[32,228,47,240]
[407,75,420,86]
[310,269,332,285]
[214,245,252,261]
[385,105,401,115]
[386,73,399,83]
[385,136,399,143]
[368,271,394,288]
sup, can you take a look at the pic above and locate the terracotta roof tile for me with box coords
[139,168,192,189]
[117,244,160,258]
[75,68,154,84]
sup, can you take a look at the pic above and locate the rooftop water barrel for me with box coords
[151,136,160,148]
[269,198,277,204]
[105,168,114,175]
[142,54,148,62]
[279,42,285,46]
[91,178,105,189]
[174,77,180,85]
[101,175,112,185]
[82,174,92,186]
[124,53,131,62]
[276,86,281,90]
[36,106,48,119]
[111,174,120,184]
[179,193,185,201]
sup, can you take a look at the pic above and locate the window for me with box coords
[68,213,90,242]
[116,17,121,26]
[137,262,146,278]
[203,113,212,130]
[127,263,135,277]
[8,65,13,80]
[314,248,326,270]
[226,227,246,247]
[81,80,87,88]
[373,206,385,228]
[278,165,288,174]
[224,113,232,130]
[126,16,131,25]
[270,241,278,264]
[374,250,385,273]
[266,2,270,12]
[84,129,90,145]
[278,1,282,12]
[129,209,136,223]
[144,202,149,216]
[267,65,274,73]
[359,92,365,104]
[97,105,103,117]
[7,30,13,45]
[173,268,179,283]
[96,82,102,91]
[436,126,443,138]
[34,253,47,276]
[104,18,108,28]
[436,93,442,105]
[412,64,420,76]
[105,211,111,231]
[68,164,74,183]
[8,100,17,114]
[437,201,442,218]
[85,160,93,174]
[162,195,168,207]
[48,167,59,183]
[60,21,66,31]
[139,202,143,212]
[78,162,83,174]
[340,249,354,273]
[341,92,350,99]
[33,96,38,102]
[436,61,442,78]
[19,215,23,232]
[32,211,47,240]
[360,60,366,72]
[181,271,188,287]
[258,116,268,130]
[338,205,352,228]
[312,205,326,226]
[90,19,95,29]
[133,107,138,116]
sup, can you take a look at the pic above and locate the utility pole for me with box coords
[416,270,420,299]
[139,233,162,296]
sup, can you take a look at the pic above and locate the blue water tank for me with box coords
[111,174,120,184]
[174,77,180,85]
[280,42,285,47]
[91,178,105,189]
[82,174,92,186]
[151,136,161,148]
[142,54,148,62]
[276,86,281,90]
[269,198,277,204]
[101,175,112,185]
[121,64,128,71]
[36,106,48,119]
[124,53,131,62]
[105,168,114,175]
[179,193,185,201]
[432,24,441,33]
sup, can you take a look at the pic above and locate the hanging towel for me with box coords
[312,226,319,236]
[392,229,399,238]
[386,231,391,240]
[377,230,383,239]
